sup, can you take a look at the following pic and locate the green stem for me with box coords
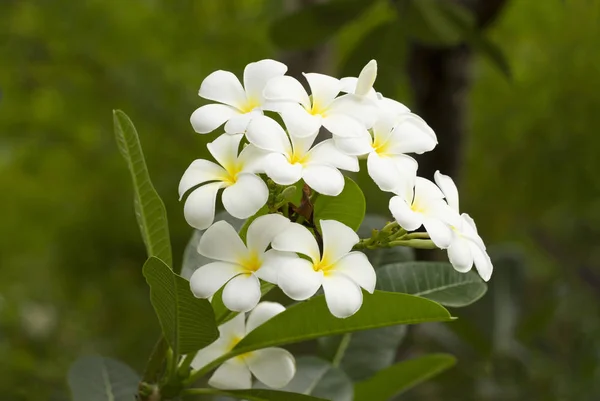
[142,336,168,383]
[331,333,352,368]
[177,352,196,377]
[387,239,437,249]
[400,232,430,240]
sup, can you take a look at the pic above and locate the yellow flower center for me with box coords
[372,134,390,156]
[288,150,309,165]
[239,97,261,114]
[239,251,262,273]
[307,99,327,117]
[313,257,334,276]
[220,161,242,185]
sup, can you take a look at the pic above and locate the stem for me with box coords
[177,352,196,377]
[142,336,168,383]
[400,232,430,240]
[387,239,437,249]
[331,333,352,368]
[180,388,216,397]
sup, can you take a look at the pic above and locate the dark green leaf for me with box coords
[319,326,407,381]
[232,291,452,356]
[376,262,487,307]
[113,110,172,268]
[354,354,456,401]
[313,176,365,231]
[270,0,376,50]
[68,356,139,401]
[143,257,218,355]
[197,388,328,401]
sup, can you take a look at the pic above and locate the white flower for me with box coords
[246,115,358,196]
[191,59,287,134]
[271,220,376,318]
[389,176,459,248]
[263,72,377,138]
[179,133,268,230]
[434,171,493,281]
[192,302,296,389]
[190,215,296,312]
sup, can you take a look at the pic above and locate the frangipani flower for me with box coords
[192,302,296,389]
[389,176,459,248]
[271,220,376,318]
[191,59,287,134]
[434,171,493,281]
[246,115,358,196]
[190,214,295,312]
[179,133,268,230]
[263,72,376,138]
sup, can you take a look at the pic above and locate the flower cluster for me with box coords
[179,58,493,389]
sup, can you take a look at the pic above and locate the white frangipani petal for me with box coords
[247,348,296,389]
[224,110,263,134]
[471,244,493,282]
[322,273,363,318]
[389,195,422,231]
[320,220,359,264]
[263,75,311,108]
[277,258,323,300]
[221,173,268,219]
[191,337,228,370]
[178,159,227,199]
[245,302,286,334]
[333,252,376,293]
[256,250,299,284]
[367,152,404,192]
[220,312,247,341]
[183,181,225,230]
[307,140,359,172]
[422,217,453,249]
[190,104,240,134]
[434,170,460,213]
[246,214,292,254]
[207,133,243,171]
[279,103,322,137]
[198,220,248,263]
[264,153,303,185]
[209,359,252,390]
[321,113,366,138]
[237,144,268,174]
[387,114,437,155]
[302,164,345,196]
[304,72,342,109]
[327,94,378,128]
[447,239,474,273]
[355,59,377,97]
[223,273,261,312]
[246,115,292,154]
[272,223,320,262]
[200,70,247,110]
[334,129,373,156]
[190,261,242,299]
[243,59,288,103]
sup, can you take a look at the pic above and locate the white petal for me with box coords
[434,171,459,213]
[245,301,286,334]
[222,174,268,219]
[278,258,323,300]
[263,76,311,109]
[247,348,296,388]
[322,273,363,318]
[244,59,288,103]
[220,312,246,339]
[272,223,321,262]
[320,220,359,264]
[387,114,437,154]
[367,152,403,192]
[280,103,322,137]
[264,153,303,185]
[289,130,318,157]
[391,154,419,177]
[471,242,493,282]
[307,139,359,171]
[223,273,261,312]
[183,182,225,230]
[245,115,292,154]
[247,214,292,254]
[207,133,243,170]
[322,113,366,138]
[256,250,299,284]
[414,177,446,203]
[447,238,474,273]
[190,262,242,299]
[178,159,227,199]
[377,95,410,115]
[191,104,240,134]
[356,60,377,96]
[422,217,453,249]
[389,195,422,231]
[328,94,378,128]
[302,164,345,196]
[224,110,262,134]
[333,252,376,293]
[198,220,248,263]
[333,130,374,156]
[304,72,342,109]
[340,77,358,94]
[238,144,269,174]
[209,359,252,390]
[191,338,229,370]
[199,70,247,110]
[372,114,397,143]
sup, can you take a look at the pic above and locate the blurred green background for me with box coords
[1,0,599,400]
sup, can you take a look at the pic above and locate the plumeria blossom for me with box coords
[263,71,377,138]
[246,115,358,196]
[179,133,268,230]
[434,171,493,281]
[192,302,296,389]
[389,176,459,248]
[191,59,287,134]
[272,220,376,318]
[190,214,295,312]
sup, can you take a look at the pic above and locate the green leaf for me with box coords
[68,356,139,401]
[357,215,414,268]
[232,291,452,356]
[376,262,488,307]
[354,354,456,401]
[143,257,218,355]
[113,110,172,268]
[313,176,365,231]
[270,0,376,50]
[268,356,353,401]
[196,388,328,401]
[319,326,407,381]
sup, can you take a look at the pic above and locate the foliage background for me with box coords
[1,0,599,400]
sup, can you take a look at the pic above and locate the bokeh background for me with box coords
[2,0,600,400]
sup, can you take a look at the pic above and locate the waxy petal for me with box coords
[322,272,363,318]
[277,258,323,301]
[304,72,342,109]
[263,75,311,109]
[280,103,322,137]
[183,182,225,230]
[356,60,377,97]
[447,238,474,273]
[307,139,359,172]
[191,104,240,134]
[333,129,374,156]
[434,170,460,213]
[178,159,227,199]
[244,59,288,103]
[190,261,242,299]
[422,217,453,249]
[209,359,252,390]
[247,348,296,389]
[264,153,303,185]
[387,114,437,155]
[272,223,321,263]
[302,164,345,196]
[246,214,291,254]
[222,173,268,219]
[389,195,422,232]
[237,144,269,174]
[191,337,229,370]
[223,273,261,312]
[320,220,359,264]
[245,302,286,334]
[471,243,493,282]
[322,113,366,138]
[224,110,263,134]
[200,70,247,110]
[198,220,248,263]
[207,133,244,171]
[333,252,376,293]
[256,250,299,284]
[246,115,292,154]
